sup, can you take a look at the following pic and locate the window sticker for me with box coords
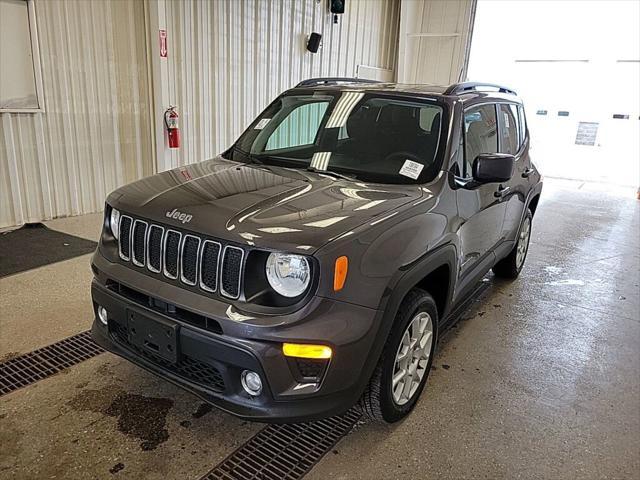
[399,159,424,180]
[503,112,510,128]
[254,118,271,129]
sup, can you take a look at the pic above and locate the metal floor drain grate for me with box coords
[0,330,103,396]
[200,280,493,480]
[202,408,362,480]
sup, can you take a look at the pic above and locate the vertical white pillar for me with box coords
[148,0,172,172]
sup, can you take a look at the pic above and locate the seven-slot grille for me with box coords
[118,214,244,299]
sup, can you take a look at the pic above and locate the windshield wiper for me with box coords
[232,147,283,173]
[306,166,358,182]
[233,147,357,181]
[231,145,261,164]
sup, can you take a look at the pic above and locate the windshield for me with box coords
[225,90,445,184]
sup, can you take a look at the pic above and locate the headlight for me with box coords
[109,207,121,239]
[265,253,311,298]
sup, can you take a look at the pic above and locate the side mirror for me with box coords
[472,153,515,184]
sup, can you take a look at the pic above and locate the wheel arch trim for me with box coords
[352,244,457,401]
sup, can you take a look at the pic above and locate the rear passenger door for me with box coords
[455,103,507,296]
[497,103,529,241]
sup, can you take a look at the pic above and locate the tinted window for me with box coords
[518,105,527,146]
[464,104,498,172]
[230,92,444,185]
[499,104,520,154]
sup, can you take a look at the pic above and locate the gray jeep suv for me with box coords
[91,79,542,423]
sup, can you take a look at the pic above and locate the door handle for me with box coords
[522,168,534,178]
[494,185,510,198]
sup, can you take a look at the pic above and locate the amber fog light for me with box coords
[283,343,332,359]
[241,370,262,396]
[98,306,108,325]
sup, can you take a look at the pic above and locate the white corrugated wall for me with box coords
[0,0,153,229]
[1,0,401,229]
[397,0,476,85]
[160,0,400,169]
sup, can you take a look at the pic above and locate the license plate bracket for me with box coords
[127,309,179,364]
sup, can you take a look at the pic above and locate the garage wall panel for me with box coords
[398,0,476,85]
[1,0,399,228]
[0,0,152,229]
[162,0,400,169]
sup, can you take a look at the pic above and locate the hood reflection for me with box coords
[110,155,424,252]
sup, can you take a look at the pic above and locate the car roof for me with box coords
[289,79,523,104]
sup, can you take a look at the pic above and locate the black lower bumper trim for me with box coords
[91,281,363,422]
[109,320,226,392]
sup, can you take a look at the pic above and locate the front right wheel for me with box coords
[360,288,438,423]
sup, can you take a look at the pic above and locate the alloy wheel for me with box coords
[392,311,433,405]
[516,216,531,269]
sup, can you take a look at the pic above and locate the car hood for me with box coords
[107,156,423,252]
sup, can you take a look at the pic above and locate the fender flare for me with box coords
[352,244,458,397]
[524,182,543,218]
[379,243,458,325]
[508,181,544,241]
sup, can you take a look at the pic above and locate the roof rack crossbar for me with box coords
[444,82,517,96]
[295,77,382,88]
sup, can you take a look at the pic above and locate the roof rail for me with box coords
[444,82,517,96]
[295,77,382,88]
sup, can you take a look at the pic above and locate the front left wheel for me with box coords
[359,288,438,423]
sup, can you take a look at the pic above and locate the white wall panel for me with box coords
[0,0,153,229]
[398,0,476,85]
[160,0,400,169]
[1,0,400,228]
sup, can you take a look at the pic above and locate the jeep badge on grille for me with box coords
[166,208,193,224]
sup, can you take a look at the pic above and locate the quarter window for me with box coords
[464,104,498,175]
[498,104,520,155]
[518,105,527,146]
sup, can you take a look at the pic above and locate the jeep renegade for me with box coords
[91,79,543,423]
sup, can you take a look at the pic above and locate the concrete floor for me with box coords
[0,212,104,357]
[1,178,638,479]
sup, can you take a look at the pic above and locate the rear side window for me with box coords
[518,105,527,146]
[464,104,498,172]
[498,104,520,154]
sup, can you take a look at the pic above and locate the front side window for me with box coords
[498,103,520,155]
[464,104,498,172]
[228,91,445,184]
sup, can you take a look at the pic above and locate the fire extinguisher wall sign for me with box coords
[159,29,167,58]
[165,106,180,149]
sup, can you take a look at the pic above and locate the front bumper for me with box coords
[90,252,381,422]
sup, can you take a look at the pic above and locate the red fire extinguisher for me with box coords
[165,106,180,149]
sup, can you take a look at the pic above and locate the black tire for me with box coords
[359,288,438,423]
[493,208,533,279]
